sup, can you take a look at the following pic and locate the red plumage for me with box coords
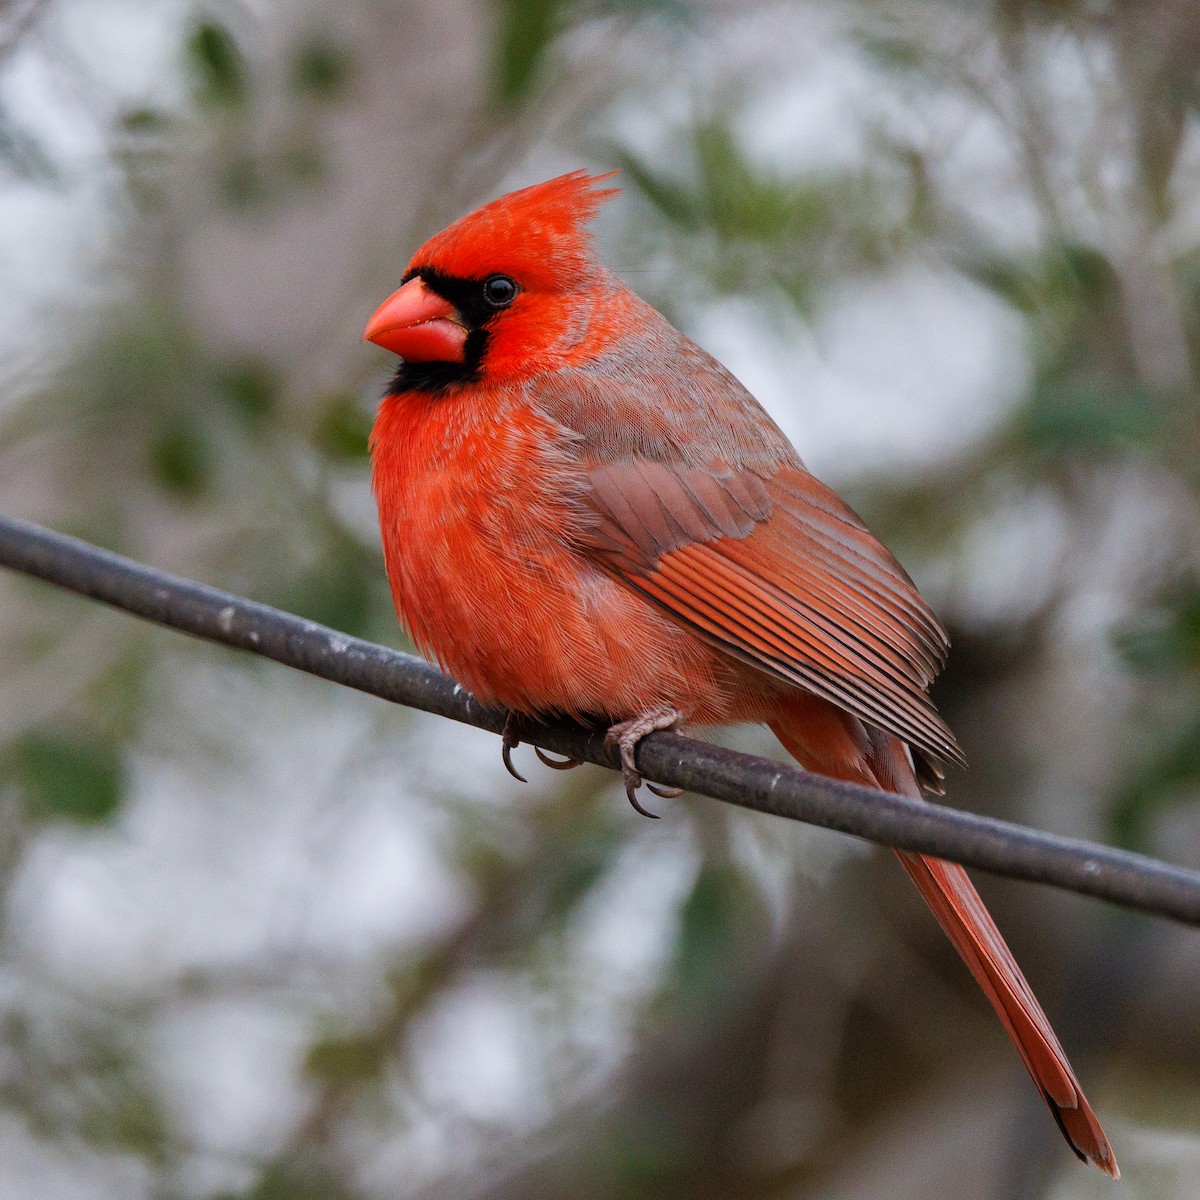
[365,171,1117,1176]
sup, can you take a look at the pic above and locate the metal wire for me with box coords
[3,511,1199,926]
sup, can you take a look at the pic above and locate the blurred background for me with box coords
[1,0,1198,1196]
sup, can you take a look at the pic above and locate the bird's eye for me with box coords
[482,275,518,309]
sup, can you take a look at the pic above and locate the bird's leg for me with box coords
[604,707,685,818]
[501,712,581,783]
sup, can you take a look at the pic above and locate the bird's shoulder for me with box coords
[526,305,799,473]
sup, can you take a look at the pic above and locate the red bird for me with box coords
[364,171,1117,1175]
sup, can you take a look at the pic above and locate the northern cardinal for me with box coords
[364,171,1117,1175]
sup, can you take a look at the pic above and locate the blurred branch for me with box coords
[0,0,48,62]
[3,512,1200,926]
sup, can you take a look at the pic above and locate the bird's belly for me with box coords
[387,503,711,718]
[372,393,773,725]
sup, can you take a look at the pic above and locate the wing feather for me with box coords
[576,457,964,769]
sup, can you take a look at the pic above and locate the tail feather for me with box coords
[894,849,1117,1175]
[770,698,1118,1177]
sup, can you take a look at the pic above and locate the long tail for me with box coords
[770,695,1118,1177]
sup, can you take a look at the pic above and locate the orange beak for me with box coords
[362,277,468,362]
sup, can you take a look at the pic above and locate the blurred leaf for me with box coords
[187,20,249,109]
[118,107,169,136]
[971,243,1118,322]
[1114,580,1200,673]
[669,863,764,1015]
[1109,712,1200,849]
[856,29,923,73]
[603,1123,694,1195]
[543,823,619,915]
[6,729,125,824]
[1013,379,1166,458]
[305,1030,388,1085]
[229,1162,355,1200]
[313,392,372,461]
[290,37,354,101]
[617,120,896,308]
[214,357,280,427]
[217,146,326,210]
[149,420,213,500]
[79,1087,169,1163]
[278,141,326,188]
[218,152,267,209]
[615,151,704,232]
[493,0,562,103]
[1041,242,1117,301]
[385,954,458,1028]
[694,121,805,242]
[283,541,377,636]
[966,256,1043,314]
[86,649,152,742]
[67,308,198,429]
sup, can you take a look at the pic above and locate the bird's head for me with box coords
[364,170,619,393]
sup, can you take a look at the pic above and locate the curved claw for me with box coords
[501,739,528,784]
[500,712,528,784]
[534,746,581,771]
[624,778,660,819]
[646,782,684,799]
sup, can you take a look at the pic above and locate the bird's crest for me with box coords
[410,170,620,288]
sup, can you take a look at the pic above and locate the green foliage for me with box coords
[282,540,380,638]
[616,119,903,310]
[614,153,703,232]
[1110,715,1200,849]
[969,242,1118,318]
[148,418,213,500]
[493,0,563,103]
[223,1162,357,1200]
[313,392,373,462]
[669,863,765,1015]
[215,357,280,428]
[305,1029,389,1085]
[4,729,125,824]
[966,242,1197,468]
[184,23,344,213]
[602,1122,695,1197]
[85,649,153,743]
[290,37,354,102]
[856,27,924,73]
[78,310,198,421]
[1109,579,1200,847]
[1114,580,1200,674]
[118,107,169,136]
[1014,379,1167,459]
[541,821,619,915]
[278,141,327,188]
[619,122,831,245]
[217,151,267,209]
[187,21,249,109]
[78,1085,170,1164]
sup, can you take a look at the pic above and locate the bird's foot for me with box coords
[604,708,685,818]
[500,711,529,783]
[501,712,581,783]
